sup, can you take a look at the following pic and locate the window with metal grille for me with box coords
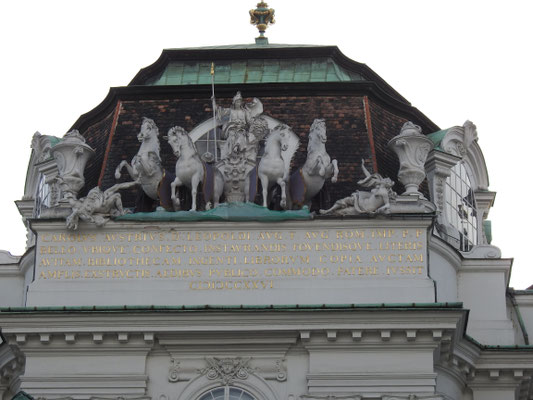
[444,162,478,252]
[198,387,256,400]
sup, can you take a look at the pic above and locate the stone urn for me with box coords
[388,122,433,197]
[51,130,95,199]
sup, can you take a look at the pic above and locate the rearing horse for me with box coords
[165,126,223,211]
[114,117,164,202]
[289,118,339,208]
[248,123,299,209]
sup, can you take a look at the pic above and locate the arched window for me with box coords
[34,174,51,218]
[444,162,478,252]
[198,387,257,400]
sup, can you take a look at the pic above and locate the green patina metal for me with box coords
[145,57,365,86]
[465,334,533,350]
[116,202,312,222]
[427,129,448,150]
[49,136,61,147]
[11,392,34,400]
[483,220,492,244]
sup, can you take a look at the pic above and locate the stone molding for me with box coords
[1,308,532,399]
[425,150,461,219]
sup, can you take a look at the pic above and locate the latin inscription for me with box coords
[36,228,427,290]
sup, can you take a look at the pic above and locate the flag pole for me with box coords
[211,62,218,162]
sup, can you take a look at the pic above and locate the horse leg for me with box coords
[244,174,250,203]
[260,174,269,208]
[277,177,287,209]
[213,173,224,208]
[317,155,326,177]
[190,173,201,211]
[331,159,339,183]
[114,161,128,180]
[170,177,182,211]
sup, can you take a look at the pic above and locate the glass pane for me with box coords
[198,387,256,400]
[444,163,478,251]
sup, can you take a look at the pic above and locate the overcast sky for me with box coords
[1,0,532,288]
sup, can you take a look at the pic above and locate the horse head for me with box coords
[165,126,190,158]
[138,117,159,143]
[270,124,291,151]
[309,118,327,149]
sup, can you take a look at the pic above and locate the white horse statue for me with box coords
[289,118,339,208]
[114,117,164,201]
[247,123,299,209]
[165,126,224,211]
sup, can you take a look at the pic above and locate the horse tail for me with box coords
[157,170,176,211]
[289,168,307,208]
[202,162,214,204]
[248,164,259,202]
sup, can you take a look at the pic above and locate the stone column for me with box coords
[425,149,461,224]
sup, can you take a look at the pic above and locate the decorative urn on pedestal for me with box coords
[388,122,433,197]
[51,129,95,199]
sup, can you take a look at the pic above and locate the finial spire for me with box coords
[250,2,275,45]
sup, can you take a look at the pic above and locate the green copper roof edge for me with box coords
[427,129,448,150]
[465,334,533,351]
[0,303,463,314]
[11,391,35,400]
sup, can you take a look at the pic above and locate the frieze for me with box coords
[30,91,438,230]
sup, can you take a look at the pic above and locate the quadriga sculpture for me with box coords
[289,119,339,208]
[114,117,164,202]
[165,126,224,211]
[246,123,299,209]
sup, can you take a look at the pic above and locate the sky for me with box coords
[1,0,532,288]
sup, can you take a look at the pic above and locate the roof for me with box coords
[129,44,409,104]
[145,57,365,86]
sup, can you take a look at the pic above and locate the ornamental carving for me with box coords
[275,358,287,382]
[441,120,478,159]
[199,357,253,385]
[388,122,433,197]
[51,129,95,200]
[168,358,180,383]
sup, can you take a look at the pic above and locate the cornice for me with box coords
[28,216,433,233]
[0,307,467,340]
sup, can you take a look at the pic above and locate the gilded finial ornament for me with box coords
[250,2,275,44]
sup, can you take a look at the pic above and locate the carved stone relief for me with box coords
[31,131,55,164]
[168,358,180,382]
[199,357,254,385]
[441,120,478,159]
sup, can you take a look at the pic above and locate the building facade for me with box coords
[1,40,532,400]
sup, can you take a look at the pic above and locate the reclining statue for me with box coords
[320,160,395,216]
[65,182,132,230]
